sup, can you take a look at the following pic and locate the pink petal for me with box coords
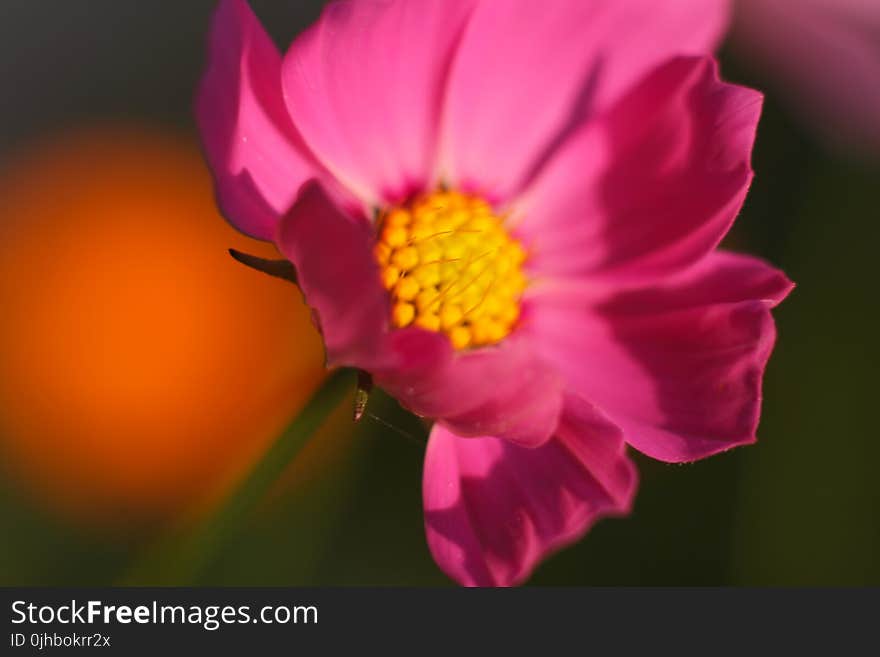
[275,181,391,369]
[517,57,762,286]
[732,0,880,154]
[423,394,637,587]
[195,0,325,240]
[527,251,794,463]
[440,0,730,202]
[376,333,564,448]
[281,0,477,206]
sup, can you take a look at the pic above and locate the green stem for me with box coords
[121,368,353,585]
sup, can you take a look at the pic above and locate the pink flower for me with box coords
[732,0,880,154]
[196,0,792,586]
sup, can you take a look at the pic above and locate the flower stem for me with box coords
[121,367,353,584]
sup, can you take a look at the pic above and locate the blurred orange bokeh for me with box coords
[0,126,326,528]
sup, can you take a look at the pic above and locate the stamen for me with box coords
[374,190,527,350]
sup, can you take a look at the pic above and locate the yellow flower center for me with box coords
[374,190,527,351]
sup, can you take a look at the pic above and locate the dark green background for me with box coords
[1,1,877,586]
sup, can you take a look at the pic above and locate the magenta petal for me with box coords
[528,251,794,463]
[281,0,477,205]
[195,0,325,240]
[519,56,762,286]
[275,181,390,369]
[423,394,637,587]
[441,0,730,201]
[376,334,565,448]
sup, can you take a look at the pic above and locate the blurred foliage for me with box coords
[0,2,877,586]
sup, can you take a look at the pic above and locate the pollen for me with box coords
[374,190,527,350]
